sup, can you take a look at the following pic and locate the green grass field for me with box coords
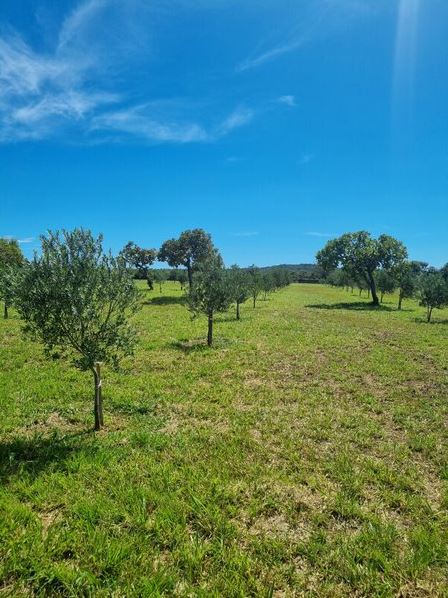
[1,283,447,597]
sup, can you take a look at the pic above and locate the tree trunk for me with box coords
[3,303,8,319]
[367,272,379,306]
[380,292,384,303]
[427,307,433,323]
[187,261,193,288]
[398,291,403,311]
[159,283,162,293]
[253,295,256,308]
[93,362,104,431]
[359,289,362,297]
[236,301,240,320]
[207,313,213,346]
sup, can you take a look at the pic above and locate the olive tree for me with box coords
[247,265,262,308]
[0,238,24,318]
[316,231,407,306]
[228,265,250,320]
[187,259,232,346]
[375,270,396,303]
[394,262,416,310]
[418,272,448,322]
[159,229,220,288]
[15,229,139,430]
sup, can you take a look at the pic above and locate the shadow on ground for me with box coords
[306,302,396,312]
[0,430,93,483]
[143,295,186,306]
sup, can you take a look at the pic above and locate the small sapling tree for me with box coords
[228,265,250,320]
[187,259,232,346]
[15,229,139,430]
[418,272,448,322]
[375,270,396,303]
[153,270,166,293]
[247,265,262,308]
[0,238,24,318]
[394,262,416,310]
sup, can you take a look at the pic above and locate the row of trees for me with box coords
[318,232,448,321]
[0,229,291,430]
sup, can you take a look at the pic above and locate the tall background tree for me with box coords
[120,242,157,280]
[0,238,24,318]
[15,229,139,430]
[159,229,220,288]
[316,231,407,306]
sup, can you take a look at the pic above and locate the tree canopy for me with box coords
[120,242,157,279]
[15,229,139,430]
[316,231,407,306]
[159,229,220,287]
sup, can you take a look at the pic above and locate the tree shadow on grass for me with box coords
[143,296,186,306]
[306,302,396,312]
[0,430,93,484]
[169,337,232,353]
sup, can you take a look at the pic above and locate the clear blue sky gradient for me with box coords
[1,0,447,266]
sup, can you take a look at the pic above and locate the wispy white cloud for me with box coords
[1,235,35,243]
[298,153,314,165]
[277,95,296,107]
[0,1,261,145]
[237,38,305,72]
[237,0,384,72]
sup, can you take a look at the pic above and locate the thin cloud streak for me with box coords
[305,232,333,238]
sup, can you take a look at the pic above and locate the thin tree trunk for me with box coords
[236,301,240,320]
[427,307,433,323]
[159,283,162,293]
[359,289,362,297]
[253,295,256,308]
[187,261,193,288]
[398,292,403,310]
[93,362,104,431]
[207,313,213,346]
[3,303,8,319]
[367,272,379,306]
[380,292,384,303]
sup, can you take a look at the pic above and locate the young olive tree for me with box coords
[228,265,250,320]
[187,260,232,346]
[418,272,448,322]
[394,262,416,310]
[375,270,396,303]
[15,229,139,430]
[0,238,24,318]
[316,231,407,306]
[247,265,262,308]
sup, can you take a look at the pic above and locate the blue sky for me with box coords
[1,0,447,267]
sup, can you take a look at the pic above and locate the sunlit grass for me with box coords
[1,283,447,596]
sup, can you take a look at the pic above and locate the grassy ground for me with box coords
[1,282,447,597]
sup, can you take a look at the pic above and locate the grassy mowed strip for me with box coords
[1,283,447,596]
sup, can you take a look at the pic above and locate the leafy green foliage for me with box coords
[120,242,157,279]
[159,229,220,287]
[0,238,24,318]
[15,229,139,371]
[375,270,396,302]
[187,260,233,345]
[316,231,408,305]
[418,272,448,322]
[227,266,250,320]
